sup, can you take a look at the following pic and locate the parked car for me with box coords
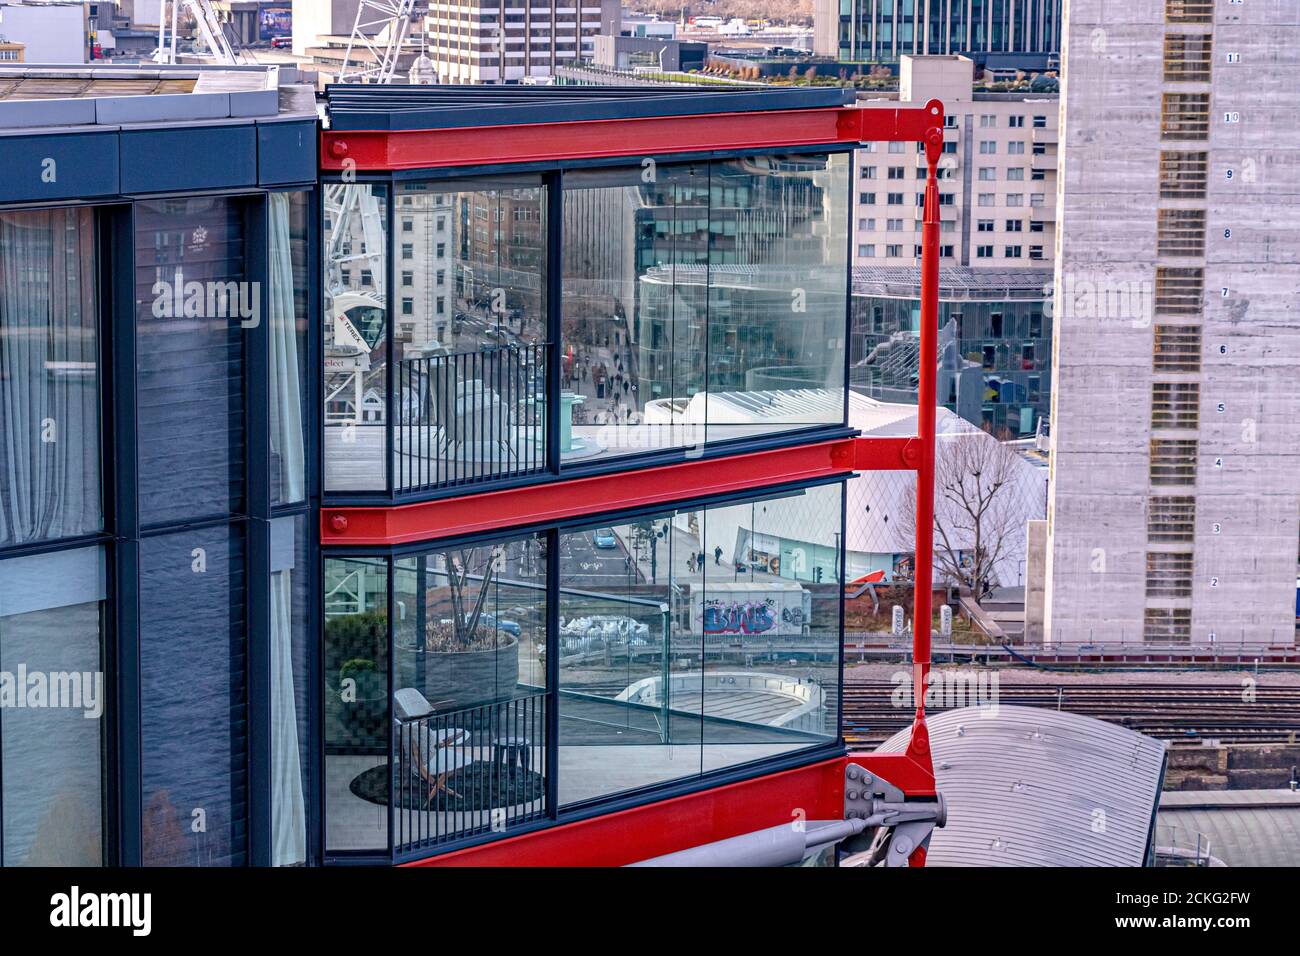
[592,528,618,549]
[480,613,521,637]
[270,36,292,49]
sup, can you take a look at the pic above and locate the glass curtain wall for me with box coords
[324,184,389,492]
[135,196,250,867]
[392,177,548,491]
[0,206,105,865]
[557,484,842,805]
[560,154,849,465]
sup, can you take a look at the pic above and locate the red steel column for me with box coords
[908,122,944,766]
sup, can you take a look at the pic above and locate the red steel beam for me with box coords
[322,436,912,547]
[321,100,945,172]
[404,756,848,867]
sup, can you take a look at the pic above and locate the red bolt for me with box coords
[329,140,349,158]
[330,514,348,533]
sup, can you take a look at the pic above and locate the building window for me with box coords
[1005,219,1024,232]
[976,245,994,258]
[1004,245,1023,258]
[1032,115,1048,129]
[886,244,903,257]
[1029,245,1045,260]
[1008,141,1026,155]
[980,114,996,128]
[1153,324,1202,372]
[1006,194,1024,206]
[1165,0,1213,23]
[860,192,877,204]
[858,244,876,257]
[978,220,994,232]
[887,192,904,205]
[978,168,996,181]
[887,166,905,180]
[1151,381,1200,430]
[1145,551,1194,598]
[1157,208,1207,257]
[1149,438,1198,486]
[1155,267,1205,315]
[1008,115,1025,128]
[1159,151,1209,199]
[886,218,904,232]
[0,207,101,547]
[1144,607,1192,642]
[1161,93,1211,141]
[861,166,877,179]
[0,546,106,865]
[979,141,997,154]
[977,193,995,207]
[1148,496,1196,543]
[1164,33,1213,82]
[1007,168,1025,181]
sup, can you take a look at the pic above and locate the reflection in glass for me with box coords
[323,556,389,853]
[557,484,842,806]
[0,207,101,547]
[136,197,247,524]
[269,193,309,505]
[140,526,247,866]
[561,155,849,465]
[324,184,389,492]
[391,536,548,849]
[0,546,105,865]
[271,515,309,865]
[393,178,548,491]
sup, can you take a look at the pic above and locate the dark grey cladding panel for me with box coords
[0,131,121,203]
[257,119,317,186]
[119,125,258,194]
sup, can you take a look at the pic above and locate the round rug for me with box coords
[350,760,546,811]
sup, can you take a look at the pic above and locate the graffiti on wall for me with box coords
[701,598,778,635]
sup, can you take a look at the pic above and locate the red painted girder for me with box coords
[322,436,913,547]
[320,101,945,172]
[405,756,848,867]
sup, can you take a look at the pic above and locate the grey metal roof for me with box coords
[852,265,1053,301]
[1157,789,1300,866]
[876,705,1167,866]
[323,83,854,132]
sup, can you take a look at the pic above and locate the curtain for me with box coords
[268,194,307,865]
[0,208,100,546]
[268,193,305,504]
[271,561,307,866]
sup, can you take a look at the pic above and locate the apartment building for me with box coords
[814,0,1062,62]
[855,55,1058,271]
[421,0,619,83]
[1044,0,1300,644]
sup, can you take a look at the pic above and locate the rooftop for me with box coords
[852,265,1053,301]
[0,63,315,130]
[322,82,855,131]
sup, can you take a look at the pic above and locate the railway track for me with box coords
[841,681,1300,746]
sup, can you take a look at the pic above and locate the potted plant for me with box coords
[397,545,520,712]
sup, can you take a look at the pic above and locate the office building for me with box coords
[1043,0,1300,644]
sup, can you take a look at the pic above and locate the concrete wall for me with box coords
[0,5,85,63]
[1046,0,1300,644]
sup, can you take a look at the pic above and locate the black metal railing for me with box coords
[396,343,547,492]
[394,690,548,854]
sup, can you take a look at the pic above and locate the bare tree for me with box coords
[423,544,506,651]
[899,430,1022,599]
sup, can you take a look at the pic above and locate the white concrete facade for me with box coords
[855,55,1059,272]
[1044,0,1300,645]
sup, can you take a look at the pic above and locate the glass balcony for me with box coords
[322,482,845,857]
[323,154,852,497]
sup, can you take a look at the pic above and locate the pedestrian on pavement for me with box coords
[687,554,696,574]
[714,546,722,566]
